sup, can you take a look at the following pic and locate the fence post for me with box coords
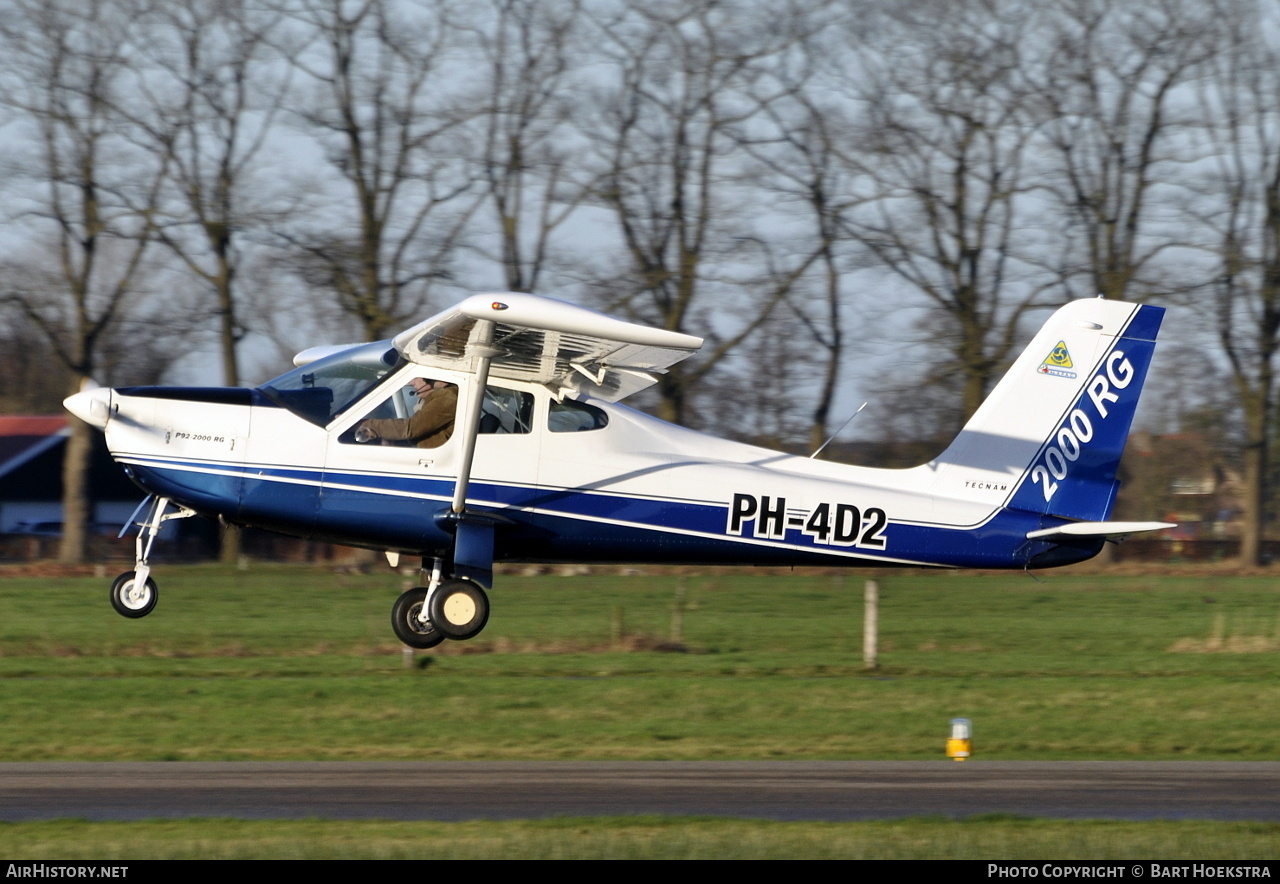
[864,579,878,670]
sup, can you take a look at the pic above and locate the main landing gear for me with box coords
[391,559,490,648]
[391,587,444,649]
[109,496,195,619]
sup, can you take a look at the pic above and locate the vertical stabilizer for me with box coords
[927,299,1163,522]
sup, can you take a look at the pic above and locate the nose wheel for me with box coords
[109,570,158,619]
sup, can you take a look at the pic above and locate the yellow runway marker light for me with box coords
[947,718,972,761]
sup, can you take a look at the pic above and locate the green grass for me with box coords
[0,565,1277,760]
[2,564,1279,858]
[0,817,1277,859]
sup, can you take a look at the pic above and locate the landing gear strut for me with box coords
[109,496,195,619]
[391,558,490,647]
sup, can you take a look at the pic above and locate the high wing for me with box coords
[390,293,704,586]
[390,292,704,402]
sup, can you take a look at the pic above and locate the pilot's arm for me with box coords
[358,385,458,448]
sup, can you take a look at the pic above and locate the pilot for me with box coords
[355,377,458,448]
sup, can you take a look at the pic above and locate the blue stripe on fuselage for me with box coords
[119,453,1088,568]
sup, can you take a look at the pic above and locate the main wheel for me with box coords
[427,578,490,640]
[110,570,158,619]
[391,587,445,649]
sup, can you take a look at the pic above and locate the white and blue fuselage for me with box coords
[78,296,1167,574]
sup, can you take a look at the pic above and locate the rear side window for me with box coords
[549,400,608,432]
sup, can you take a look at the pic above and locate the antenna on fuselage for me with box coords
[810,402,867,460]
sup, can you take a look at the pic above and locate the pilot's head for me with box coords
[409,377,449,396]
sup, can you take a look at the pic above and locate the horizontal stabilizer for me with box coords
[1026,521,1175,540]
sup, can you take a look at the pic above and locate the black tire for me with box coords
[427,578,490,640]
[391,587,446,649]
[109,570,158,619]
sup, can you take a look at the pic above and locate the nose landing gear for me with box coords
[108,496,196,619]
[109,570,158,618]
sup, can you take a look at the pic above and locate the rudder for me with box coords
[927,299,1164,522]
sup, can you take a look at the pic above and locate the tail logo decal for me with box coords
[1028,349,1135,503]
[1038,341,1077,379]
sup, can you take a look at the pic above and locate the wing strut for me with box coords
[446,319,501,586]
[451,319,497,515]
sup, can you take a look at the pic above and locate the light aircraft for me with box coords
[64,293,1172,648]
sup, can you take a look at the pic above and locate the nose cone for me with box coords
[64,387,112,429]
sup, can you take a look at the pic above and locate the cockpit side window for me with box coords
[340,375,459,448]
[480,386,533,434]
[258,342,403,427]
[549,399,608,432]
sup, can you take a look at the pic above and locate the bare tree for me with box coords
[1033,0,1217,301]
[462,0,586,293]
[582,0,820,427]
[0,0,166,563]
[0,290,187,413]
[284,0,477,342]
[0,310,73,413]
[745,77,866,453]
[839,0,1053,424]
[131,0,291,389]
[694,310,823,450]
[120,0,295,564]
[1190,0,1280,564]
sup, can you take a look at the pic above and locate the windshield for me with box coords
[258,341,405,426]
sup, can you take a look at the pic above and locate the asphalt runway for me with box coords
[1,762,1278,822]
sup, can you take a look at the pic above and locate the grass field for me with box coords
[2,565,1278,761]
[2,563,1278,857]
[2,817,1279,860]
